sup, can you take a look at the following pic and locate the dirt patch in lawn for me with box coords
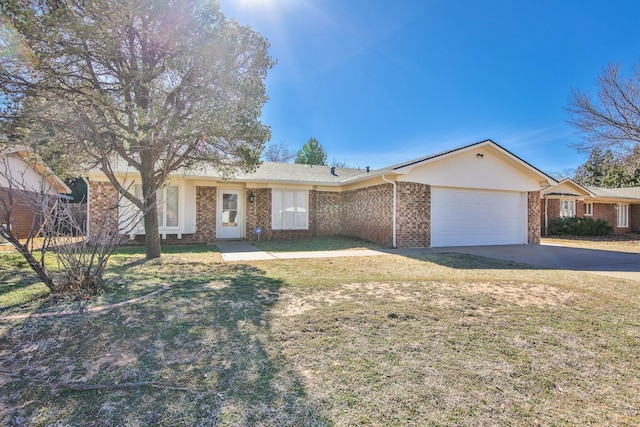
[275,281,578,317]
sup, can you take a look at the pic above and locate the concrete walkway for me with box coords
[215,241,640,281]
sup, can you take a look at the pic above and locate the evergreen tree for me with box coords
[295,138,327,165]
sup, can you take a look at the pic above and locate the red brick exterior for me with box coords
[341,184,394,247]
[631,205,640,232]
[314,191,343,236]
[0,187,43,239]
[89,179,545,248]
[396,182,430,247]
[592,202,631,234]
[194,186,216,243]
[528,192,541,244]
[88,181,120,240]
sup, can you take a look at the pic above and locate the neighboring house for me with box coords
[87,140,556,248]
[541,179,640,235]
[0,149,72,240]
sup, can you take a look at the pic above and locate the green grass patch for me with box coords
[1,245,639,425]
[253,235,382,252]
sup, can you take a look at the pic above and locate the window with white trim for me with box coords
[584,202,593,216]
[134,184,180,229]
[271,189,308,230]
[560,199,576,218]
[617,203,629,228]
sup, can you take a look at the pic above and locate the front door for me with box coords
[217,189,243,239]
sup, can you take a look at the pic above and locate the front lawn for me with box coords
[1,245,639,425]
[542,233,640,253]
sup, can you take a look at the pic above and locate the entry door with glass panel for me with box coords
[217,189,243,238]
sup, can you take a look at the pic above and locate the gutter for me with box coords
[381,174,397,248]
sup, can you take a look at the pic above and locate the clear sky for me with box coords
[219,0,640,175]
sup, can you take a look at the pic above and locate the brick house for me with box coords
[87,140,557,248]
[0,150,71,240]
[541,178,640,235]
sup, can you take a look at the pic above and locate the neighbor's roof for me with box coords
[1,148,71,194]
[588,186,640,200]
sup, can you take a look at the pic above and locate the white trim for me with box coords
[584,202,593,217]
[560,199,576,218]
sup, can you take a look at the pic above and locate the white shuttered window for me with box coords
[272,189,308,230]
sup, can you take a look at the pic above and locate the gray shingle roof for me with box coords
[588,186,640,200]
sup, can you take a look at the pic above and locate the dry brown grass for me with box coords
[1,245,639,426]
[543,233,640,253]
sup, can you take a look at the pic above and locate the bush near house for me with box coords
[548,216,613,236]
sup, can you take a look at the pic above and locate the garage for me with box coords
[430,187,527,247]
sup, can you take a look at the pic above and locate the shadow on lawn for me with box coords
[0,264,329,426]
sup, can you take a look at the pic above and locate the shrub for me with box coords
[548,216,613,236]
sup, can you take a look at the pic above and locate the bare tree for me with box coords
[330,157,350,168]
[567,63,640,157]
[0,156,135,296]
[262,141,295,163]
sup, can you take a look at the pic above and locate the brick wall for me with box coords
[396,182,430,247]
[246,188,271,240]
[0,187,42,239]
[194,186,216,243]
[88,181,120,240]
[314,191,343,236]
[341,183,394,247]
[528,192,541,244]
[631,205,640,232]
[593,202,631,234]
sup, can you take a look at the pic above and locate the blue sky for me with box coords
[219,0,640,175]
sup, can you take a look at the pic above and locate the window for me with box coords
[134,184,180,229]
[560,199,576,218]
[617,203,629,228]
[272,189,308,230]
[584,202,593,216]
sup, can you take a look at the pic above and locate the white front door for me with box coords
[217,189,243,239]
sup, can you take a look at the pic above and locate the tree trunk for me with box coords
[140,165,161,259]
[143,197,161,259]
[15,240,57,291]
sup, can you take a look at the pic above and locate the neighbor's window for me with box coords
[584,202,593,216]
[560,199,576,218]
[272,189,308,230]
[135,184,179,229]
[617,203,629,228]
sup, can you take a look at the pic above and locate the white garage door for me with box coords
[431,187,526,247]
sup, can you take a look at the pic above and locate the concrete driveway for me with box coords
[421,244,640,281]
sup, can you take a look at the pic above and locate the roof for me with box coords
[93,139,557,187]
[387,139,557,184]
[1,149,71,194]
[587,186,640,200]
[190,162,371,185]
[542,178,596,198]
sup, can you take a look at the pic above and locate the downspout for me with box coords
[381,174,397,248]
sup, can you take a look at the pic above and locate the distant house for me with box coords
[541,179,640,235]
[0,149,71,240]
[87,139,558,248]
